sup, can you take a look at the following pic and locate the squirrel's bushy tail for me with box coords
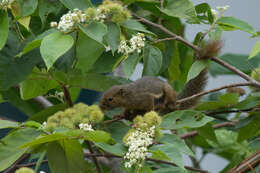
[177,41,222,109]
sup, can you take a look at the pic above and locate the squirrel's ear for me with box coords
[119,88,126,96]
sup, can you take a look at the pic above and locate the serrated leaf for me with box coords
[76,31,105,73]
[59,0,92,10]
[0,128,42,171]
[159,0,199,24]
[104,22,120,54]
[0,10,9,50]
[161,110,214,130]
[122,19,155,35]
[40,32,74,70]
[249,40,260,59]
[143,45,162,76]
[79,22,107,44]
[0,120,19,129]
[123,52,141,79]
[95,143,127,156]
[187,60,209,82]
[217,16,255,35]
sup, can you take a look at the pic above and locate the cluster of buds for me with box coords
[123,111,162,168]
[44,103,104,132]
[118,33,146,56]
[51,9,86,32]
[85,0,131,23]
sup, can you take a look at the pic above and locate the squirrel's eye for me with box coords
[108,97,113,102]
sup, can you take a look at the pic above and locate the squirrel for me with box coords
[99,41,222,120]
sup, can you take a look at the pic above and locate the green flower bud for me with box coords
[82,118,90,124]
[45,122,58,132]
[133,115,144,124]
[85,7,97,20]
[15,167,35,173]
[87,105,104,123]
[60,117,74,129]
[250,67,260,91]
[154,127,163,139]
[123,129,135,144]
[143,111,162,127]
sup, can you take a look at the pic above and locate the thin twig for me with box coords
[176,82,255,105]
[179,122,236,139]
[103,116,124,125]
[207,107,260,116]
[16,160,48,168]
[4,154,30,173]
[152,37,177,44]
[85,141,103,173]
[157,0,164,24]
[132,13,200,51]
[61,84,73,107]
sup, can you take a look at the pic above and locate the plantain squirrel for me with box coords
[99,41,222,120]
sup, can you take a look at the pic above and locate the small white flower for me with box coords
[39,171,46,173]
[216,5,230,16]
[211,9,218,17]
[42,121,47,128]
[50,22,58,28]
[118,33,145,56]
[105,46,111,52]
[79,123,94,131]
[124,126,155,168]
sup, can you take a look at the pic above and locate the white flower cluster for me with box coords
[51,9,86,32]
[211,5,230,18]
[42,121,47,128]
[0,0,9,10]
[118,33,145,55]
[94,8,107,22]
[79,123,94,131]
[124,126,155,168]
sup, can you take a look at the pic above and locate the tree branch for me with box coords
[176,82,255,105]
[132,13,260,88]
[179,122,236,139]
[228,150,260,173]
[3,154,30,173]
[61,84,73,107]
[85,141,103,173]
[152,37,177,44]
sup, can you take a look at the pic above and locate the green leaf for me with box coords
[195,3,214,24]
[151,150,171,161]
[2,88,42,116]
[59,0,92,10]
[0,120,19,129]
[218,93,239,105]
[0,49,42,90]
[154,167,187,173]
[40,32,74,70]
[161,110,214,130]
[150,145,184,169]
[29,104,67,123]
[20,133,68,148]
[54,70,130,92]
[249,40,260,59]
[47,140,85,173]
[140,166,153,173]
[217,16,255,35]
[168,42,181,82]
[187,60,209,81]
[0,128,42,171]
[159,0,199,24]
[143,45,162,76]
[197,123,218,143]
[76,31,105,73]
[104,22,121,54]
[106,122,130,143]
[208,26,223,41]
[22,28,57,55]
[159,134,195,157]
[15,0,38,17]
[122,19,155,35]
[20,68,59,100]
[84,130,112,143]
[0,10,8,50]
[89,52,123,73]
[95,143,127,156]
[123,52,141,79]
[79,22,107,44]
[237,113,260,142]
[210,53,260,76]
